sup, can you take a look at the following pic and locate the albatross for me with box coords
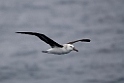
[16,32,90,55]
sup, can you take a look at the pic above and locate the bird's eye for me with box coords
[70,46,73,48]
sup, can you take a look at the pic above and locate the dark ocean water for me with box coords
[0,0,124,83]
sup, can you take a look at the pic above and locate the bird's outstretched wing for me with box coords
[16,32,63,48]
[67,39,90,44]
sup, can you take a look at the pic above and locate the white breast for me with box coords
[47,45,71,55]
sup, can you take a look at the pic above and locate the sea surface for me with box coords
[0,0,124,83]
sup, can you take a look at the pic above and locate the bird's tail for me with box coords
[42,51,48,53]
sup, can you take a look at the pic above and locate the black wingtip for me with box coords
[15,31,26,34]
[15,32,19,33]
[15,31,38,35]
[81,39,91,42]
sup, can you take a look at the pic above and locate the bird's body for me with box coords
[43,44,76,55]
[16,32,90,55]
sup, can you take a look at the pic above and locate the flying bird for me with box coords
[16,32,90,55]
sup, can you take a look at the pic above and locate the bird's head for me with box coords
[66,44,78,52]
